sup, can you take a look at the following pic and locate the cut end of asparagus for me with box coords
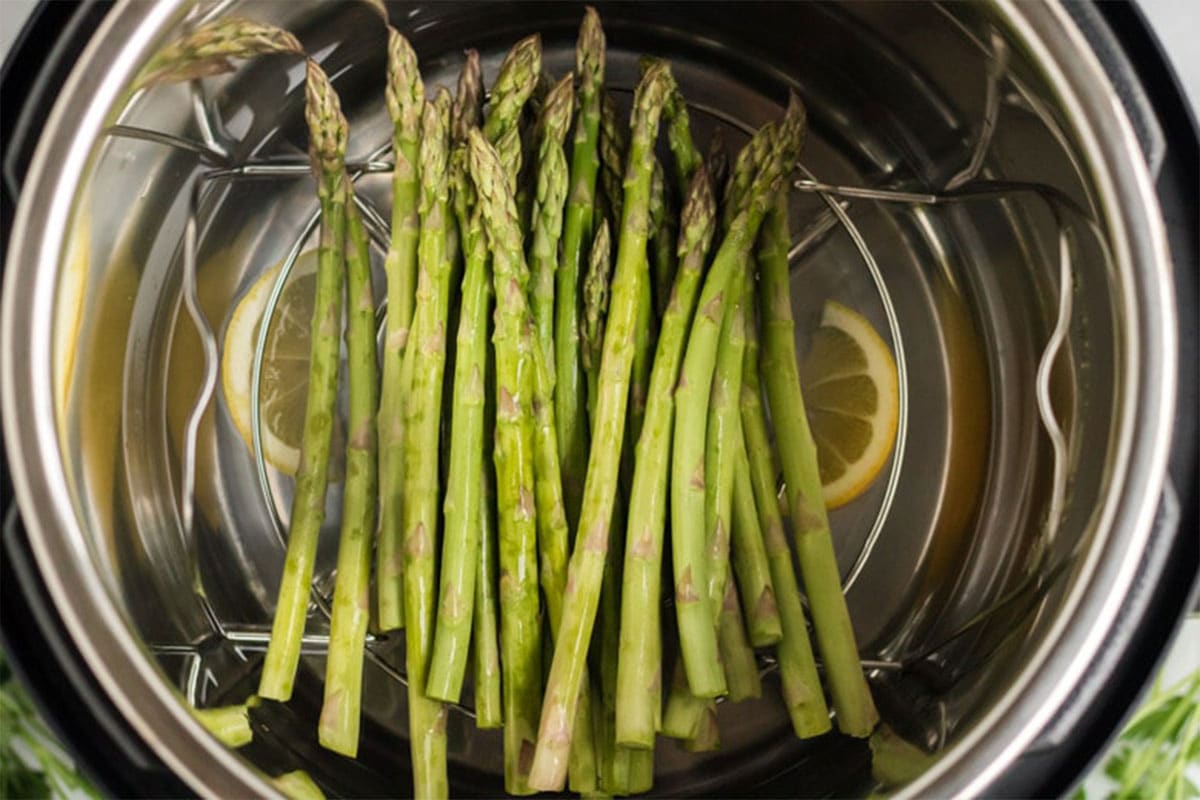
[137,17,302,88]
[576,7,606,96]
[305,59,349,184]
[453,49,484,142]
[385,27,424,132]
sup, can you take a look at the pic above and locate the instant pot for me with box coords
[2,1,1196,797]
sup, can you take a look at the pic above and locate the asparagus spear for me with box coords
[741,296,830,738]
[638,55,701,196]
[483,34,543,144]
[272,770,326,800]
[134,17,301,88]
[258,60,348,703]
[453,50,484,139]
[670,99,806,701]
[318,189,379,758]
[615,166,715,749]
[706,133,730,208]
[703,265,747,642]
[191,696,259,748]
[425,155,489,703]
[723,121,776,232]
[666,263,749,742]
[758,184,879,737]
[426,37,531,705]
[466,129,543,795]
[402,89,453,800]
[528,73,575,394]
[527,62,675,793]
[555,8,605,527]
[718,579,762,703]
[474,461,504,728]
[731,443,782,648]
[377,26,425,633]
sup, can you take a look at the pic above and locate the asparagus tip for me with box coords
[576,7,605,88]
[538,72,576,144]
[305,59,349,180]
[453,49,484,140]
[678,163,716,257]
[385,28,424,127]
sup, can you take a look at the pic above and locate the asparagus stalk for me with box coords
[425,154,490,703]
[474,462,504,728]
[661,659,701,740]
[670,99,806,701]
[555,8,605,527]
[272,770,326,800]
[718,579,762,703]
[702,269,747,645]
[731,443,782,647]
[741,295,830,738]
[401,89,453,800]
[258,60,348,703]
[528,73,575,394]
[134,17,301,88]
[318,190,379,758]
[527,62,674,793]
[466,129,544,795]
[666,263,748,742]
[191,696,259,748]
[615,166,716,749]
[427,47,492,705]
[377,27,425,633]
[597,523,629,794]
[758,182,879,738]
[681,706,720,753]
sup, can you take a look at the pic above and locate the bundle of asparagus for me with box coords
[173,6,883,798]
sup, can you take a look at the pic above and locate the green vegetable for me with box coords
[259,60,348,704]
[376,26,424,633]
[528,62,675,793]
[555,7,605,527]
[318,193,379,758]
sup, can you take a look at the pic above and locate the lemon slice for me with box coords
[222,251,321,476]
[800,300,899,509]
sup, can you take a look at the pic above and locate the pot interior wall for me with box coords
[52,1,1121,795]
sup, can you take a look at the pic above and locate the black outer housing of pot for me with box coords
[0,2,1195,797]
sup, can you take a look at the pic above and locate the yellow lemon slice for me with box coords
[222,251,320,476]
[800,300,899,509]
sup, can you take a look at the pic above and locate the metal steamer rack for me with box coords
[109,7,1106,750]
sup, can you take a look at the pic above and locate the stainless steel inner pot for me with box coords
[1,1,1177,797]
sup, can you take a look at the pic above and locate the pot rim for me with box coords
[0,1,1177,797]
